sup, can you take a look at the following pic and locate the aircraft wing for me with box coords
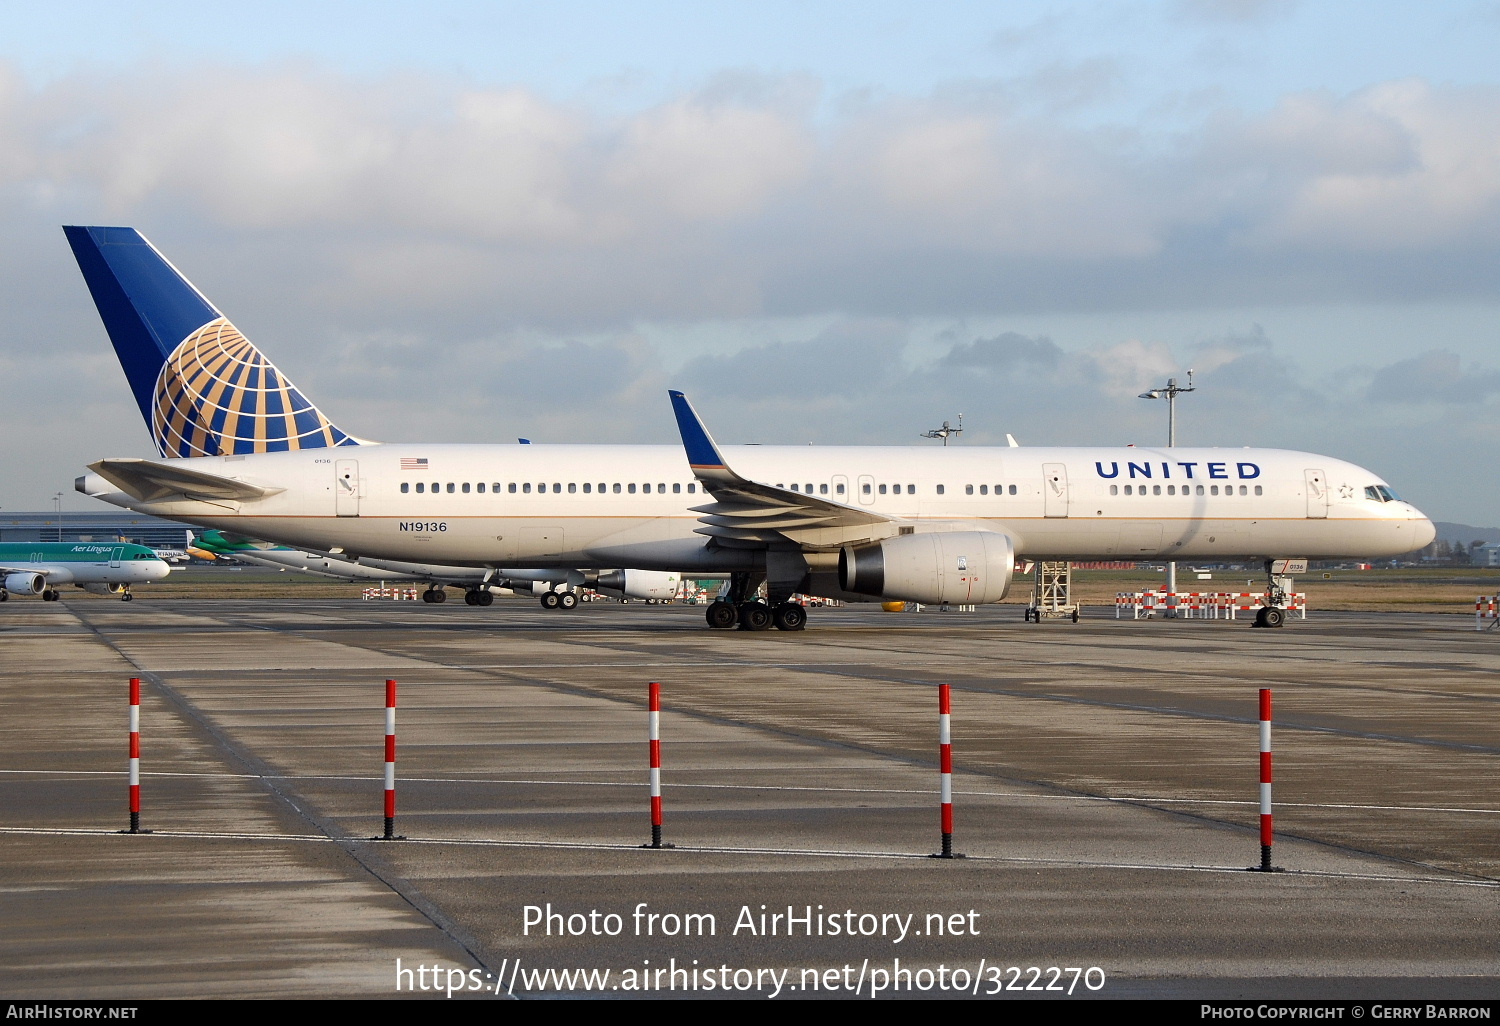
[88,458,285,503]
[669,391,897,550]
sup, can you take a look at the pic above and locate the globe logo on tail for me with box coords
[152,318,355,458]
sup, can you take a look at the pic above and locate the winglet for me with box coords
[669,390,730,472]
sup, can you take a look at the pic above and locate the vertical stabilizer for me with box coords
[63,226,359,457]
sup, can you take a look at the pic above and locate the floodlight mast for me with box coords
[921,414,963,446]
[1138,372,1195,616]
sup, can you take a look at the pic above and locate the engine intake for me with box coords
[839,531,1014,605]
[4,571,46,595]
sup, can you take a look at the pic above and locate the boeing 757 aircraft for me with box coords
[65,226,1434,630]
[0,542,171,601]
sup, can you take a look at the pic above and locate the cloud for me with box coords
[3,59,1500,522]
[1206,80,1500,251]
[1367,350,1500,404]
[942,331,1063,370]
[1173,0,1300,24]
[5,60,1500,329]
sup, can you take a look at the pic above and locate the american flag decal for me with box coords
[400,458,429,470]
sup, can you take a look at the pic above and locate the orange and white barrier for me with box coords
[1477,596,1498,631]
[363,586,421,600]
[1117,590,1307,620]
[1223,592,1306,621]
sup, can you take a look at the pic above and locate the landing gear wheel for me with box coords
[477,590,493,606]
[42,590,58,602]
[558,591,579,610]
[122,592,134,602]
[1253,606,1269,628]
[0,590,10,602]
[1072,608,1080,623]
[1262,606,1285,628]
[422,588,437,603]
[738,602,773,631]
[540,591,560,610]
[705,601,738,629]
[431,588,447,603]
[772,602,807,631]
[464,590,480,606]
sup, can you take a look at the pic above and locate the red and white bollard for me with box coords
[1256,688,1277,872]
[934,684,961,859]
[124,677,148,834]
[377,679,404,840]
[645,682,669,848]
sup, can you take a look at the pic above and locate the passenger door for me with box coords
[1043,463,1069,518]
[335,459,360,517]
[1304,468,1328,519]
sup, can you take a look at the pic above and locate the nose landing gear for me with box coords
[1251,559,1299,629]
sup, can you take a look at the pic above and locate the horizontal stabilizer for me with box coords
[88,458,284,503]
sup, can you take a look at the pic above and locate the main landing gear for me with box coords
[463,588,494,606]
[539,590,578,611]
[42,589,60,602]
[421,587,448,603]
[704,572,807,632]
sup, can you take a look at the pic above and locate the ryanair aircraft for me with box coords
[66,226,1434,630]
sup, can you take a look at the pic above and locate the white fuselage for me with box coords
[82,443,1434,570]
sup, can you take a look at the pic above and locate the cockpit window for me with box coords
[1365,486,1382,502]
[1376,485,1401,502]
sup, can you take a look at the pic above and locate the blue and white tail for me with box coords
[63,226,359,458]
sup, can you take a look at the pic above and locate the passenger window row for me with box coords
[399,481,698,495]
[1108,484,1263,496]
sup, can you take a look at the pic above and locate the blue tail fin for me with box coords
[63,226,358,457]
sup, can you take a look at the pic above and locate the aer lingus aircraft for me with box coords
[0,542,171,601]
[66,226,1434,631]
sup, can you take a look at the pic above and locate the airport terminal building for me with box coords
[0,511,191,549]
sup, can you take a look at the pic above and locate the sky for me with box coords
[2,1,1498,525]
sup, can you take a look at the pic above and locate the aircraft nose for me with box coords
[1409,510,1436,550]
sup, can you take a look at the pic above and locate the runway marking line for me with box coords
[0,825,1491,889]
[2,768,1497,815]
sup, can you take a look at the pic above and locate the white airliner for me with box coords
[188,530,682,607]
[0,542,171,602]
[65,226,1435,631]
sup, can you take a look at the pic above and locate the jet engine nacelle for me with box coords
[839,531,1014,605]
[595,570,682,600]
[4,572,46,595]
